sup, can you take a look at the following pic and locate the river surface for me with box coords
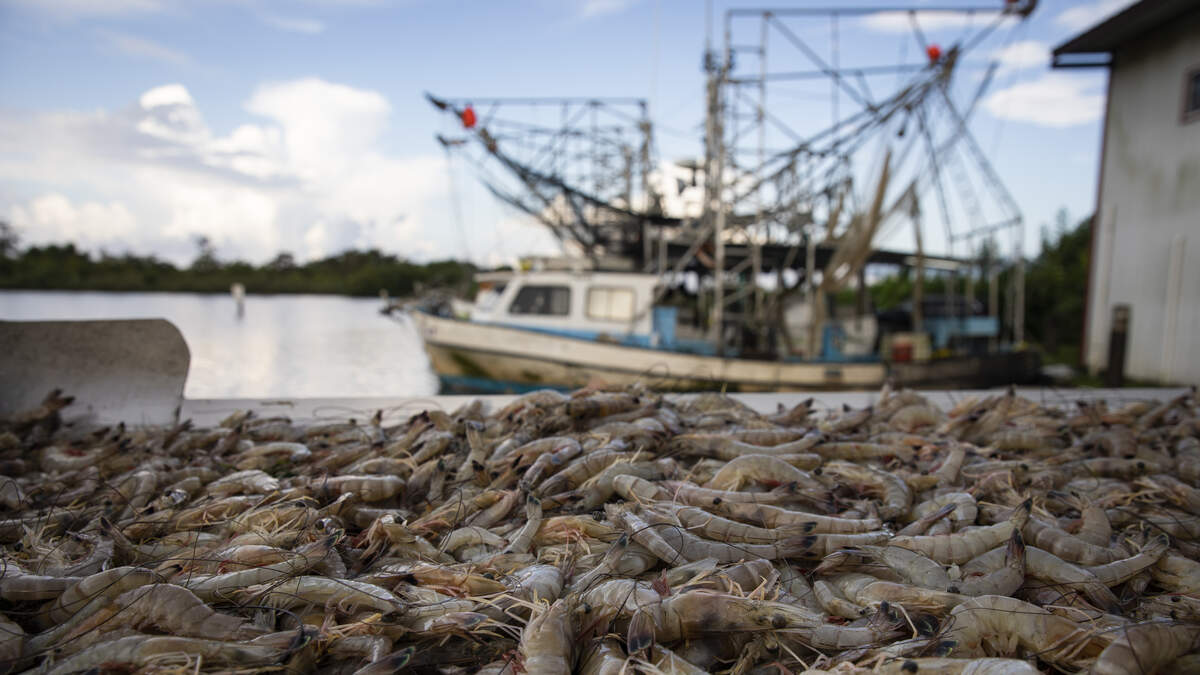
[0,291,439,399]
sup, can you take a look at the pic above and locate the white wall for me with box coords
[1085,10,1200,385]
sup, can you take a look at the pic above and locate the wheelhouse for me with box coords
[469,270,665,347]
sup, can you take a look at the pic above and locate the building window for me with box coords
[586,287,636,322]
[1185,68,1200,124]
[509,285,570,316]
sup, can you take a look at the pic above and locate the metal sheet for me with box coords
[0,319,190,427]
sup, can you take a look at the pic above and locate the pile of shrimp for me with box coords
[0,384,1198,674]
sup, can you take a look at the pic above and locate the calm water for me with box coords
[0,291,439,399]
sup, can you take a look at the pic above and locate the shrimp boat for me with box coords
[402,261,1038,394]
[401,1,1042,393]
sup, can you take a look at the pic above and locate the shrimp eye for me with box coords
[103,499,112,507]
[813,468,822,476]
[489,471,499,479]
[901,661,919,673]
[947,585,960,594]
[1136,461,1146,470]
[712,497,722,505]
[771,614,787,629]
[1172,595,1182,603]
[12,542,21,552]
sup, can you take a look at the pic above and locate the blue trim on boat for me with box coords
[475,321,656,348]
[438,374,570,395]
[415,309,873,363]
[469,319,720,355]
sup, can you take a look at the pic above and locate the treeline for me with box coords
[0,226,475,297]
[857,211,1091,362]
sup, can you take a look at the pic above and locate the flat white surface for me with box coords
[180,387,1192,427]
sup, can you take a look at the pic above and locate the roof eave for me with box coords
[1052,0,1198,66]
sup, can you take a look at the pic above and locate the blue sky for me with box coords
[0,0,1133,267]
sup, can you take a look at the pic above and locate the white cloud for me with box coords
[261,14,326,34]
[139,84,193,109]
[579,0,638,18]
[245,78,390,181]
[861,11,1016,33]
[990,40,1049,73]
[10,194,138,251]
[99,30,190,65]
[983,73,1104,127]
[1056,0,1137,31]
[0,79,489,265]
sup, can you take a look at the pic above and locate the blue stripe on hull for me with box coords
[437,374,570,395]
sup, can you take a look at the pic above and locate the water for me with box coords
[0,291,439,399]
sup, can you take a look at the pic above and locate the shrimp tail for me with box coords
[1006,528,1025,565]
[627,609,655,655]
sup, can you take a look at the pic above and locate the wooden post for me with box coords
[1105,304,1129,387]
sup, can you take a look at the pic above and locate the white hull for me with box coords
[411,311,886,392]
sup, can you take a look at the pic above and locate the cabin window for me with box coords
[586,287,636,322]
[509,285,570,316]
[1185,68,1200,124]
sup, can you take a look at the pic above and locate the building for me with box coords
[1053,0,1200,385]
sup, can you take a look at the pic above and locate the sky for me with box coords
[0,0,1135,268]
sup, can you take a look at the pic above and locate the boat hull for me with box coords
[413,311,887,392]
[412,311,1041,393]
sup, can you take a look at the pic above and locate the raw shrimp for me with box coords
[64,583,262,642]
[520,599,575,674]
[709,500,882,534]
[1085,534,1170,587]
[44,635,281,675]
[954,531,1026,597]
[46,566,164,624]
[626,589,822,647]
[661,480,809,507]
[319,474,405,502]
[811,441,915,463]
[822,460,913,521]
[205,469,280,496]
[536,449,635,496]
[912,487,979,526]
[580,638,628,675]
[890,501,1029,565]
[705,454,825,493]
[504,494,543,554]
[665,504,807,543]
[1089,621,1200,675]
[897,502,959,536]
[243,575,402,613]
[939,595,1106,668]
[670,433,823,460]
[874,657,1039,674]
[1022,516,1123,565]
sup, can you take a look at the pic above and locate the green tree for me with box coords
[190,236,219,273]
[0,221,18,259]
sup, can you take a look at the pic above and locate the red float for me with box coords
[460,105,477,129]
